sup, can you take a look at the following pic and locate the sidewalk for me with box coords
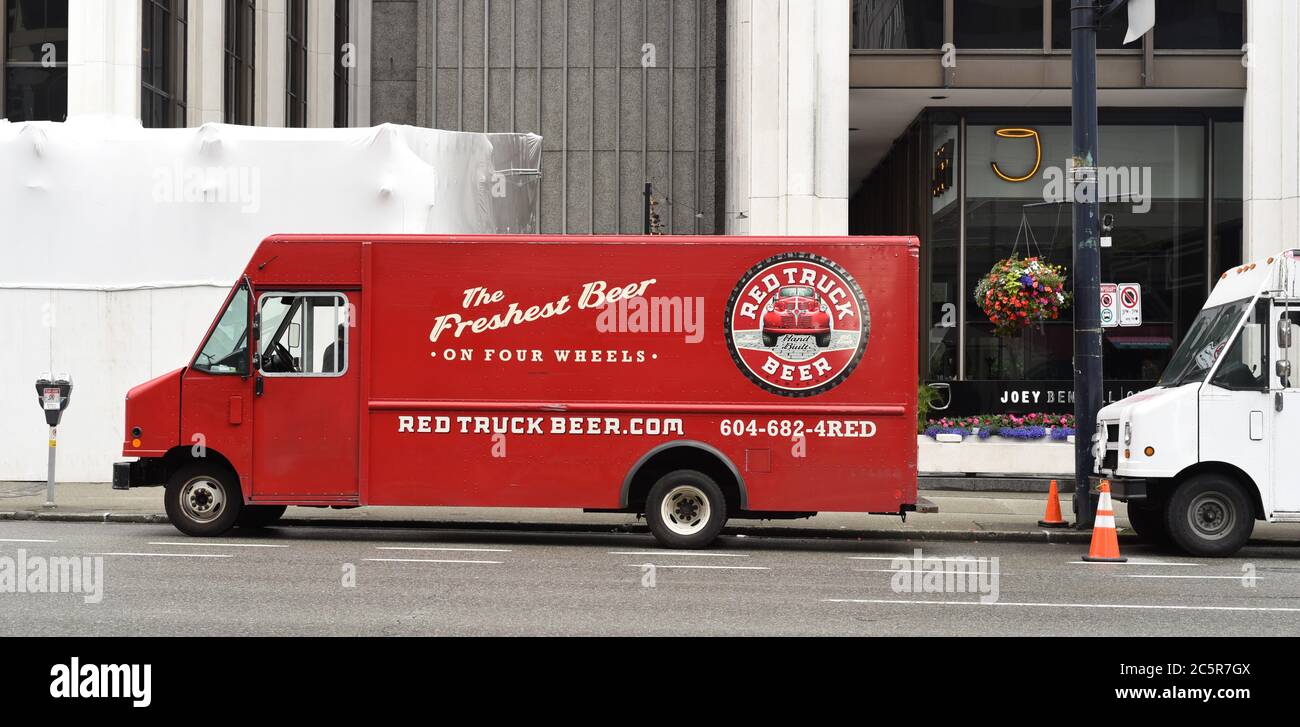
[4,481,1300,546]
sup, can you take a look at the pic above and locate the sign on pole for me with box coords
[1100,283,1119,328]
[1118,283,1142,327]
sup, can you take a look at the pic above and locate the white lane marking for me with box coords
[0,538,57,543]
[625,564,769,570]
[824,598,1300,613]
[364,558,501,564]
[851,568,1011,575]
[1116,574,1262,580]
[93,552,232,558]
[609,551,749,557]
[848,555,975,561]
[149,541,287,548]
[375,546,512,553]
[1069,560,1203,566]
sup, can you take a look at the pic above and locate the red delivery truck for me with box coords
[113,234,921,548]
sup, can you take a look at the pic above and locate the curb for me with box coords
[0,509,1117,544]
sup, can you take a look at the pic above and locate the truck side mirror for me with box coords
[1278,359,1293,389]
[1279,317,1293,349]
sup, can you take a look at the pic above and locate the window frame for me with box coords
[140,0,187,128]
[3,0,70,122]
[332,0,349,127]
[285,0,307,128]
[223,0,255,125]
[256,291,350,378]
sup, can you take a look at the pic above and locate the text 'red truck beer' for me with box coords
[113,235,921,548]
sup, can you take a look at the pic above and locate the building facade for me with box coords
[848,0,1261,417]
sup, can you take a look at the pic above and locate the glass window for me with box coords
[1154,0,1243,50]
[963,123,1206,383]
[194,286,251,375]
[1209,299,1268,390]
[223,0,255,124]
[852,0,943,50]
[955,0,1042,50]
[141,0,187,128]
[1212,121,1243,278]
[928,123,960,381]
[1051,0,1134,49]
[333,0,349,127]
[1157,298,1248,387]
[285,0,307,127]
[4,0,68,121]
[258,294,349,376]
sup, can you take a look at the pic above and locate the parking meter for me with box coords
[34,375,72,507]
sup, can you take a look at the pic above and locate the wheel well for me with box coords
[623,443,746,515]
[1173,461,1265,520]
[162,446,239,487]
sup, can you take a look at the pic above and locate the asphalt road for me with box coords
[3,519,1300,636]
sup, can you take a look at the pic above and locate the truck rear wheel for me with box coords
[1164,474,1253,557]
[645,470,728,549]
[165,463,243,537]
[237,505,287,529]
[1124,503,1170,545]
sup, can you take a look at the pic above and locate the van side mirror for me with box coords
[1279,317,1293,349]
[1278,358,1293,389]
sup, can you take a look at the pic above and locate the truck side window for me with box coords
[1210,299,1269,391]
[258,293,349,377]
[193,287,250,375]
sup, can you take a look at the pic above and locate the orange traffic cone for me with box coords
[1081,480,1126,562]
[1037,479,1069,528]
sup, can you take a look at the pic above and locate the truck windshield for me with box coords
[193,287,250,375]
[1156,298,1251,388]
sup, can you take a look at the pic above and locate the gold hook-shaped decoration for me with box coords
[990,128,1042,183]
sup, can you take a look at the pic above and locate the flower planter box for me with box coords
[917,434,1074,477]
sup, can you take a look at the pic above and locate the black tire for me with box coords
[1124,502,1171,545]
[816,333,831,348]
[237,505,287,529]
[1164,474,1254,557]
[762,333,777,347]
[645,470,728,549]
[164,463,243,537]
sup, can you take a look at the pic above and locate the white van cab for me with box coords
[1095,250,1300,556]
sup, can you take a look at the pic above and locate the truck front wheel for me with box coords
[645,470,728,549]
[1164,474,1254,557]
[165,463,243,537]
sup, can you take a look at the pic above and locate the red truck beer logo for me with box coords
[725,252,870,396]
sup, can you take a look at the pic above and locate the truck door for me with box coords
[252,292,359,499]
[1272,306,1300,515]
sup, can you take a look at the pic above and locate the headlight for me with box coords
[1123,422,1132,445]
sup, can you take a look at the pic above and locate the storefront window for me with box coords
[963,122,1206,384]
[954,0,1042,50]
[852,0,943,50]
[1212,121,1243,278]
[928,123,960,381]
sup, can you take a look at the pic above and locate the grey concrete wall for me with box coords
[371,0,724,234]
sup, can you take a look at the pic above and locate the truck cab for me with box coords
[1095,250,1300,556]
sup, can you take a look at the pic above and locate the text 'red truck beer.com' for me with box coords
[113,235,921,548]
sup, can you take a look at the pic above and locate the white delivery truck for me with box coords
[1095,250,1300,556]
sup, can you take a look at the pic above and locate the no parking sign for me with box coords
[1118,283,1142,327]
[1100,283,1119,328]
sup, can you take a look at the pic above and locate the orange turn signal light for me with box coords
[131,438,142,448]
[1144,446,1155,457]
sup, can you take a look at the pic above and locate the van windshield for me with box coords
[193,286,250,375]
[1157,298,1251,388]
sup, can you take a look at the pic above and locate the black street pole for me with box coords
[1071,0,1102,529]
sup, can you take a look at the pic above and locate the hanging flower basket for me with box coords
[974,255,1072,337]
